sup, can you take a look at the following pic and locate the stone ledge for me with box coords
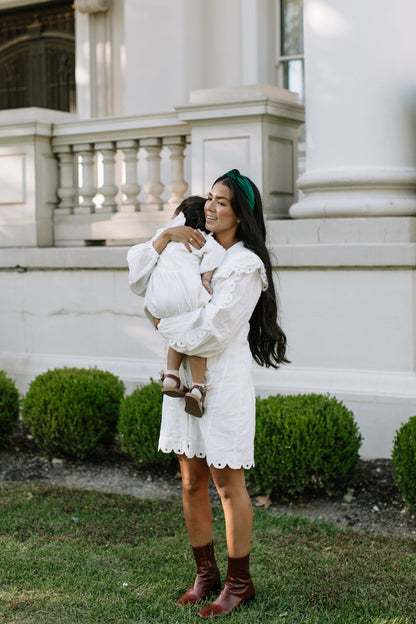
[1,240,415,270]
[272,242,416,268]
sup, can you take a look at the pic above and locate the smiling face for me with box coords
[204,182,240,249]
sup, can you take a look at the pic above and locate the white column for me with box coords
[75,0,125,118]
[290,0,416,218]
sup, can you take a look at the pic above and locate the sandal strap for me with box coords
[158,370,182,389]
[163,373,182,388]
[190,384,207,398]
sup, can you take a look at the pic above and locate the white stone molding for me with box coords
[77,0,111,13]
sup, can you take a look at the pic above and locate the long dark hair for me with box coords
[214,172,289,368]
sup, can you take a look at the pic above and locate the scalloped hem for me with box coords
[158,444,254,470]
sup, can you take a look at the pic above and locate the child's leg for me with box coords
[185,356,207,417]
[161,348,187,397]
[167,347,184,372]
[188,355,206,385]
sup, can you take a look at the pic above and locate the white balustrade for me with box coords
[51,113,191,244]
[50,86,303,245]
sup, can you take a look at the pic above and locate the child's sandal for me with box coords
[184,384,206,418]
[159,372,188,398]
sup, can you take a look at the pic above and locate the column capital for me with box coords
[76,0,111,14]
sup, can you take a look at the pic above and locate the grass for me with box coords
[0,485,415,623]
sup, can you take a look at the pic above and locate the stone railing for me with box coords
[0,85,304,248]
[51,113,190,246]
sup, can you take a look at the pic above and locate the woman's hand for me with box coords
[152,226,205,254]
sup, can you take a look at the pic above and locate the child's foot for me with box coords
[159,371,188,398]
[185,384,206,418]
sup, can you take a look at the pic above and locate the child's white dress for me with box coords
[128,213,226,322]
[127,227,268,470]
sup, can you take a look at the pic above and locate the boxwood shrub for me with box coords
[0,371,20,441]
[118,380,177,470]
[22,367,125,459]
[246,393,362,496]
[392,416,416,509]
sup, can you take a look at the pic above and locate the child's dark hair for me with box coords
[173,196,208,232]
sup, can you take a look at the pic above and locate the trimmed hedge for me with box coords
[118,381,176,470]
[392,416,416,509]
[246,393,362,496]
[0,371,20,441]
[22,367,125,459]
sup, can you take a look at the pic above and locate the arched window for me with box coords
[0,1,75,112]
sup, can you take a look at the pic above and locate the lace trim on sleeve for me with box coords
[215,254,268,292]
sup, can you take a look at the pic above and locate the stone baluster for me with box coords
[96,141,118,213]
[73,143,96,213]
[118,139,140,212]
[142,138,164,210]
[55,145,75,214]
[164,136,188,206]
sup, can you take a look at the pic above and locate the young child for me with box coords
[128,196,226,417]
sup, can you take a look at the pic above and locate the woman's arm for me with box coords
[153,225,205,254]
[157,266,264,359]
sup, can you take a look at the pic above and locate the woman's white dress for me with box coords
[127,234,268,470]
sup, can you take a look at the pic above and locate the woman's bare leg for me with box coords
[210,466,253,557]
[196,465,255,618]
[177,454,213,547]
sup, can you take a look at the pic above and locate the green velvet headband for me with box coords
[224,169,255,212]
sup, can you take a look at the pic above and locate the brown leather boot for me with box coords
[197,554,255,618]
[175,541,221,606]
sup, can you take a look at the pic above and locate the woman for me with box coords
[127,169,288,618]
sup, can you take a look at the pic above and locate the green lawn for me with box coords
[0,484,415,623]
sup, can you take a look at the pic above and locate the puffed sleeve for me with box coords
[127,241,159,296]
[127,213,186,296]
[157,246,268,359]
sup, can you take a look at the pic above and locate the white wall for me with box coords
[1,240,415,459]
